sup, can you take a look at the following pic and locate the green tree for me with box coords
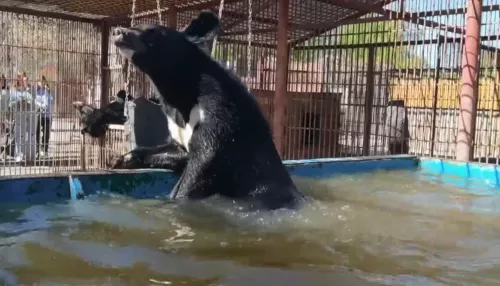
[212,42,266,77]
[292,20,426,69]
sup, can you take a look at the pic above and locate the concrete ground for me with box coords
[0,117,113,177]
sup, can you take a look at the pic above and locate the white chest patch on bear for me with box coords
[167,104,205,151]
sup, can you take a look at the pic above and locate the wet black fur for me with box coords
[110,12,305,210]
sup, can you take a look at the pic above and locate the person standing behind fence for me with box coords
[0,74,12,160]
[35,77,53,158]
[0,74,7,115]
[8,72,34,162]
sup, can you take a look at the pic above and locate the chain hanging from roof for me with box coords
[122,0,164,120]
[123,0,253,99]
[123,0,137,99]
[212,0,253,81]
[246,0,252,78]
[211,0,225,58]
[124,0,162,96]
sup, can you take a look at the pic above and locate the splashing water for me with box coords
[2,170,500,285]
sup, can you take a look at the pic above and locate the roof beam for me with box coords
[325,0,465,34]
[176,0,243,12]
[291,0,473,46]
[219,37,275,48]
[223,27,275,36]
[292,34,500,53]
[333,4,500,26]
[222,0,276,31]
[216,9,305,29]
[291,0,397,45]
[416,4,499,18]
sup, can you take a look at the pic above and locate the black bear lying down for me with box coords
[73,90,160,138]
[110,11,305,210]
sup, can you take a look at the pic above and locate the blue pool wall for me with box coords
[419,157,500,192]
[1,155,500,203]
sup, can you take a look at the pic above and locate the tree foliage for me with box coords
[212,43,266,77]
[292,20,427,69]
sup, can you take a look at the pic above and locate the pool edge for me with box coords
[419,157,500,187]
[0,155,419,203]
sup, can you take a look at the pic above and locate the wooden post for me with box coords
[362,47,375,156]
[456,0,482,161]
[430,41,443,157]
[272,0,289,156]
[99,21,110,168]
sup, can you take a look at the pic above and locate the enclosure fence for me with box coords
[0,0,499,178]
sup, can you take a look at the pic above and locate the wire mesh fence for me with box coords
[0,10,101,177]
[1,0,499,177]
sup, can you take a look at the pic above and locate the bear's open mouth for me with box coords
[112,30,147,60]
[112,34,132,50]
[112,28,138,53]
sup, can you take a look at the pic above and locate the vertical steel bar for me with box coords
[272,0,289,156]
[456,0,482,161]
[362,46,375,156]
[99,20,110,168]
[430,40,443,158]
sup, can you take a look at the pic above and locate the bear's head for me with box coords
[72,101,107,138]
[72,100,127,138]
[111,11,220,82]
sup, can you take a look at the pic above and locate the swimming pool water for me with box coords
[2,170,500,286]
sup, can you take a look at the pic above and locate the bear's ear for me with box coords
[182,11,220,45]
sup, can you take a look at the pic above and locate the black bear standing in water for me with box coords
[110,11,305,210]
